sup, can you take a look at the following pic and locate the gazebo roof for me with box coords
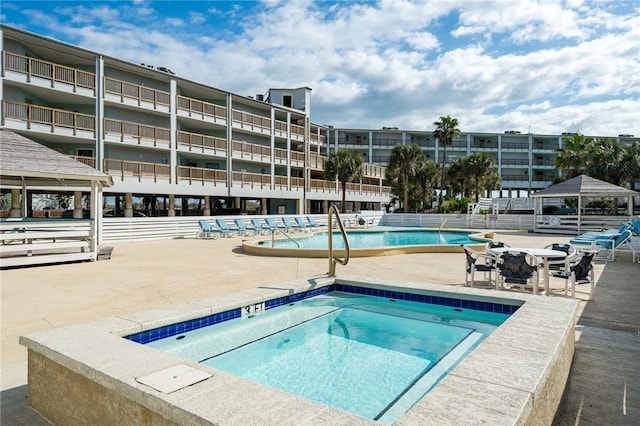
[0,129,112,187]
[532,175,638,198]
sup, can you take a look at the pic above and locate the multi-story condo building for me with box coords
[1,25,637,217]
[0,25,389,217]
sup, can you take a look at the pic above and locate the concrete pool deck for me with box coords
[1,229,639,425]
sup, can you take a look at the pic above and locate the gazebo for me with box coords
[0,129,113,265]
[532,175,638,234]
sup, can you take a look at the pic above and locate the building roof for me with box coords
[0,129,113,187]
[532,175,638,198]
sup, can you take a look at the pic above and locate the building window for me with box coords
[283,95,292,107]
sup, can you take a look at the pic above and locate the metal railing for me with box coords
[328,204,350,276]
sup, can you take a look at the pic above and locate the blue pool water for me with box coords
[259,229,479,249]
[147,292,508,423]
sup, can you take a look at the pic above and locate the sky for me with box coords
[1,0,639,137]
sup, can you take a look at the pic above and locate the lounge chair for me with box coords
[294,217,312,231]
[462,245,497,288]
[551,251,596,299]
[496,251,541,294]
[571,229,632,261]
[234,219,254,236]
[215,219,239,237]
[305,216,325,228]
[281,217,299,232]
[264,218,282,231]
[197,220,220,239]
[248,218,267,235]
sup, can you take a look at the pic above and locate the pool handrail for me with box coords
[328,204,350,276]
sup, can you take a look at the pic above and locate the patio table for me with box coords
[489,247,567,295]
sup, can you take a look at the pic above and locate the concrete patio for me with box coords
[1,229,638,425]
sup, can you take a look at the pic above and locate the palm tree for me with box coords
[324,148,363,213]
[554,133,596,178]
[466,152,500,202]
[433,115,460,211]
[386,144,425,212]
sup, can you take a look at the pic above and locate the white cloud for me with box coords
[7,0,638,137]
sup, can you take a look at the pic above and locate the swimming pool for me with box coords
[143,290,509,423]
[243,229,492,257]
[20,276,578,425]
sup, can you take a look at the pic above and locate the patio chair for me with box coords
[543,243,578,271]
[485,241,511,252]
[250,218,270,235]
[234,219,254,236]
[462,245,497,288]
[215,219,239,237]
[282,217,300,232]
[496,251,541,294]
[551,251,596,299]
[571,229,632,261]
[294,216,312,231]
[264,218,282,231]
[197,220,220,239]
[305,216,325,228]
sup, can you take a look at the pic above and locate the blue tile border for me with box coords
[125,284,520,344]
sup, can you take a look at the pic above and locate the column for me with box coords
[125,193,133,217]
[234,197,241,210]
[203,196,211,216]
[168,194,175,217]
[9,189,21,218]
[73,191,83,218]
[323,200,329,214]
[261,198,267,215]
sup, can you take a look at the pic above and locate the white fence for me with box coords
[101,213,635,242]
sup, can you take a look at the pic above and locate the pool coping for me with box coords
[20,275,578,425]
[242,229,494,257]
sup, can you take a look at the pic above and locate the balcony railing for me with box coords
[501,142,530,150]
[176,131,226,152]
[232,140,271,160]
[231,171,271,189]
[2,100,95,133]
[309,131,326,144]
[176,96,227,120]
[362,163,386,178]
[3,52,96,91]
[307,153,326,170]
[501,159,530,166]
[232,109,271,132]
[104,77,171,108]
[291,176,305,188]
[69,155,96,168]
[291,123,304,137]
[104,158,171,182]
[104,118,170,146]
[177,166,227,185]
[309,179,337,192]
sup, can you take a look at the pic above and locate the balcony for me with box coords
[274,176,305,190]
[2,100,95,136]
[307,153,326,170]
[177,166,227,186]
[232,109,271,134]
[104,158,171,182]
[232,171,271,189]
[3,52,96,93]
[501,158,530,166]
[309,132,326,144]
[104,77,170,111]
[291,123,304,141]
[69,155,96,168]
[104,118,170,147]
[362,163,386,178]
[176,96,227,124]
[232,140,271,162]
[501,142,529,151]
[274,148,305,166]
[176,131,226,155]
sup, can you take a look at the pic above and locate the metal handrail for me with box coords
[328,205,350,276]
[439,218,448,231]
[271,228,300,247]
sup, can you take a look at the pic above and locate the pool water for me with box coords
[147,292,508,423]
[259,230,479,249]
